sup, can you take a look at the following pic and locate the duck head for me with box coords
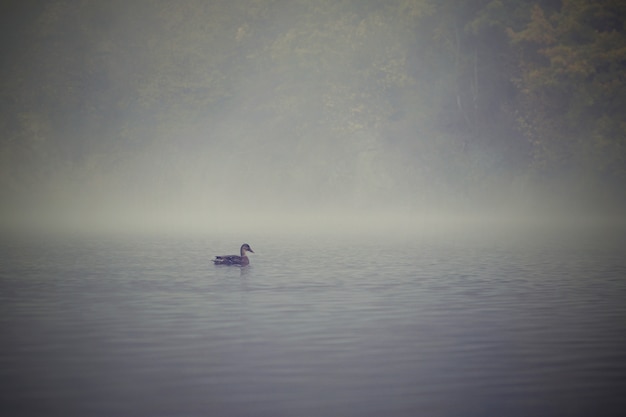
[240,243,254,256]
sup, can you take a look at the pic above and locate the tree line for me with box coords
[1,0,625,212]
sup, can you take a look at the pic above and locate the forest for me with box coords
[1,0,625,224]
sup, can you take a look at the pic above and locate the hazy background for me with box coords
[2,0,625,234]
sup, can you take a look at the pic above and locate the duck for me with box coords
[213,243,254,266]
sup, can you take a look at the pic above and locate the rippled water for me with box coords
[1,225,626,417]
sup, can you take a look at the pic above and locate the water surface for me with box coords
[1,225,625,416]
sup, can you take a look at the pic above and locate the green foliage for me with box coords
[2,0,625,212]
[509,0,626,188]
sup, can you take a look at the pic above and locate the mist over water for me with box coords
[2,113,619,238]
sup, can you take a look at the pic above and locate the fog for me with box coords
[1,1,624,237]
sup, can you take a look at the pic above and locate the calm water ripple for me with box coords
[1,227,626,416]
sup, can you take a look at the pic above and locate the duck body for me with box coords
[213,243,254,266]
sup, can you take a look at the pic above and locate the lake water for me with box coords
[1,223,626,416]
